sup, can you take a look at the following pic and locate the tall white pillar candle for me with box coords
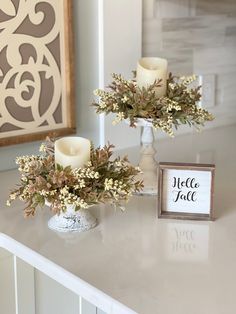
[136,57,168,98]
[55,137,91,169]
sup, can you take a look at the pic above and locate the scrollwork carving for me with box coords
[0,0,70,141]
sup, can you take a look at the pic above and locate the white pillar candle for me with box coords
[136,57,168,98]
[54,137,91,169]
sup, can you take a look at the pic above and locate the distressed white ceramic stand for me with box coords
[126,118,158,195]
[47,203,97,233]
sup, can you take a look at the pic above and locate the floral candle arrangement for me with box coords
[7,138,143,221]
[93,58,214,136]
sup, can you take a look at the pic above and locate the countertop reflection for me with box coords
[0,124,236,314]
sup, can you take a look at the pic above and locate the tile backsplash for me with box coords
[143,0,236,129]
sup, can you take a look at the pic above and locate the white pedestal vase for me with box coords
[135,118,158,195]
[47,203,97,233]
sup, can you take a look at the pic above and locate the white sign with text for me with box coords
[162,169,212,214]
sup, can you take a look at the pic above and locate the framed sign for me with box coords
[158,162,215,221]
[0,0,75,146]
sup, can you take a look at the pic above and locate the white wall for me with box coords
[75,0,100,145]
[100,0,143,149]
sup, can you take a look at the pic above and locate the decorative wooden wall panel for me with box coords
[0,0,75,146]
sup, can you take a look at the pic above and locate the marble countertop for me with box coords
[0,124,236,314]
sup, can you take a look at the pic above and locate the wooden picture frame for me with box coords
[0,0,75,146]
[158,162,215,221]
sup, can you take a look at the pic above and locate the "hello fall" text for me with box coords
[172,177,200,202]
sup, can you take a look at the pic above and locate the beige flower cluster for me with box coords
[104,178,132,200]
[16,155,42,173]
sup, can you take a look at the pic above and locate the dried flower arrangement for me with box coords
[7,138,143,217]
[93,73,214,136]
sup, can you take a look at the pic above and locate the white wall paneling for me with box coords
[35,269,81,314]
[35,269,107,314]
[13,256,35,314]
[99,0,143,150]
[80,298,105,314]
[0,250,107,314]
[0,248,15,314]
[80,298,96,314]
[75,0,100,147]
